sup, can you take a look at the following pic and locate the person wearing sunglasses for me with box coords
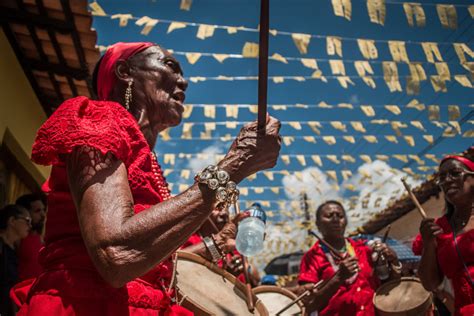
[0,204,31,316]
[415,150,474,316]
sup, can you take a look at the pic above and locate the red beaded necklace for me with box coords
[150,152,171,201]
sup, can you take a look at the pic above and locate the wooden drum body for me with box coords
[175,251,268,316]
[373,277,433,316]
[253,286,305,315]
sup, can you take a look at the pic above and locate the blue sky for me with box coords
[90,0,473,267]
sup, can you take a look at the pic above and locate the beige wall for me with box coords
[0,29,50,185]
[375,192,446,243]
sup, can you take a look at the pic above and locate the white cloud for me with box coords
[187,143,226,174]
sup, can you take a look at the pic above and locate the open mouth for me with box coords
[171,91,185,103]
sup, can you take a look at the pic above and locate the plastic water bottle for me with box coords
[236,203,266,257]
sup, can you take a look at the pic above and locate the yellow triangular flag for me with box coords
[448,105,460,121]
[196,24,216,40]
[360,155,372,163]
[181,123,193,139]
[203,105,216,118]
[385,135,398,143]
[301,58,319,70]
[312,155,323,166]
[327,170,338,182]
[323,136,337,145]
[421,42,443,63]
[403,3,426,27]
[212,54,230,63]
[327,36,343,57]
[185,53,201,65]
[180,169,190,179]
[406,99,425,111]
[343,136,356,143]
[304,136,317,143]
[271,53,288,64]
[89,1,107,16]
[404,135,415,147]
[437,4,457,29]
[385,105,401,115]
[393,154,408,163]
[292,33,311,54]
[454,75,473,88]
[135,16,159,36]
[331,0,352,20]
[296,155,307,166]
[331,121,347,132]
[351,121,366,133]
[388,41,409,63]
[242,42,259,57]
[281,155,290,165]
[342,155,356,163]
[164,154,175,165]
[160,128,171,141]
[364,135,378,143]
[358,39,378,59]
[327,155,341,164]
[423,135,434,144]
[167,22,187,33]
[367,0,386,25]
[410,121,426,131]
[111,14,133,27]
[180,0,192,11]
[360,105,376,117]
[308,122,322,135]
[225,105,239,119]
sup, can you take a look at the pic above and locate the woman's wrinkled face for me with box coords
[438,159,474,205]
[128,46,188,138]
[317,203,347,239]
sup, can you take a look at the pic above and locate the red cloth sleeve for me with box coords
[180,234,203,249]
[298,244,321,284]
[31,96,137,166]
[412,216,449,256]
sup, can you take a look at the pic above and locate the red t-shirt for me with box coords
[17,233,43,281]
[298,238,379,316]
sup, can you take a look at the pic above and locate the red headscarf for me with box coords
[440,155,474,171]
[97,42,155,100]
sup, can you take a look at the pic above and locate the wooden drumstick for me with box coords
[382,225,391,243]
[309,230,344,260]
[242,256,255,312]
[275,279,325,315]
[401,178,427,219]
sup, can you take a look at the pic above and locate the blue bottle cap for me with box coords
[248,202,266,224]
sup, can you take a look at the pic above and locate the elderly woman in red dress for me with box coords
[416,152,474,316]
[298,200,401,316]
[14,42,281,315]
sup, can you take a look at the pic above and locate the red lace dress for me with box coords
[412,216,474,316]
[15,97,192,315]
[298,239,380,316]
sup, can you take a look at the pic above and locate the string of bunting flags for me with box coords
[331,0,473,29]
[158,154,446,172]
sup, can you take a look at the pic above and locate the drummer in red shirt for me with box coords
[416,152,474,316]
[298,200,401,315]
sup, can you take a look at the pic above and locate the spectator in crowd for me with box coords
[16,194,46,280]
[0,204,31,316]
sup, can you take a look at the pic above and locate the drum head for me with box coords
[175,251,267,316]
[253,286,304,315]
[373,277,432,316]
